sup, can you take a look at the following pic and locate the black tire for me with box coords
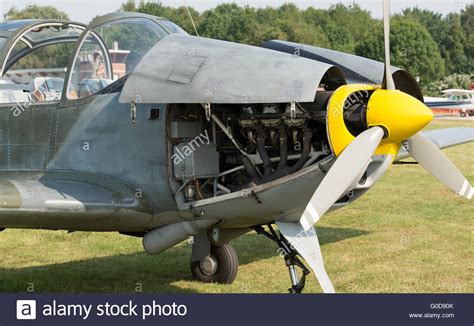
[460,112,466,117]
[191,244,238,284]
[468,111,474,117]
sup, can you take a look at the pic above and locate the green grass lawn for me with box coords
[0,119,472,294]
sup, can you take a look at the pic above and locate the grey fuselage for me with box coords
[0,93,176,231]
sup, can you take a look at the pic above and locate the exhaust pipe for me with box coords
[143,219,219,255]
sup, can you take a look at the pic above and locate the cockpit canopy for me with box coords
[0,20,86,76]
[0,12,186,103]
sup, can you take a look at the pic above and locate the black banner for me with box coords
[0,294,472,325]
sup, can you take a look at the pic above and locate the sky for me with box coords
[0,0,472,23]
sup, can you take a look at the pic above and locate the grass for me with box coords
[0,119,472,294]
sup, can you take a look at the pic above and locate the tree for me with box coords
[277,19,330,47]
[442,13,469,74]
[305,4,376,53]
[198,4,258,43]
[423,74,471,96]
[461,4,474,35]
[402,8,471,75]
[303,7,350,51]
[120,0,137,12]
[460,5,474,73]
[4,5,69,20]
[402,8,448,46]
[120,1,201,36]
[355,17,445,84]
[164,6,201,36]
[120,0,200,35]
[246,4,330,47]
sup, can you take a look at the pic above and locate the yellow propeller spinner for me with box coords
[326,84,434,159]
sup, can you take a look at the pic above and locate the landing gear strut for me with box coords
[253,224,310,293]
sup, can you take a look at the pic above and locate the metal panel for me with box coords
[50,94,176,214]
[262,40,389,84]
[173,143,219,179]
[120,34,340,104]
[262,40,424,101]
[170,121,203,138]
[167,55,206,84]
[0,103,54,171]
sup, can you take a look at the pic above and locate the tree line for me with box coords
[4,2,473,94]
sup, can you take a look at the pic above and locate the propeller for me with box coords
[382,0,396,90]
[407,133,473,199]
[386,0,471,200]
[277,0,472,293]
[300,126,385,229]
[296,0,431,230]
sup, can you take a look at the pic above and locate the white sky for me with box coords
[0,0,472,23]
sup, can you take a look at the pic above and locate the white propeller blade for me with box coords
[300,126,385,230]
[277,221,335,293]
[407,132,473,199]
[383,0,396,90]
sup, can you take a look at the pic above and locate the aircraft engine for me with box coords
[166,92,336,204]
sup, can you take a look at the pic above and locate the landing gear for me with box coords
[253,224,310,293]
[191,244,238,284]
[460,112,467,117]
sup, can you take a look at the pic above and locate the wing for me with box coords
[396,127,474,161]
[0,172,151,231]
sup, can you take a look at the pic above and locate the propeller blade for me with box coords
[383,0,396,90]
[276,221,335,293]
[407,132,473,199]
[300,126,385,230]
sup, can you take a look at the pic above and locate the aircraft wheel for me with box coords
[460,112,466,117]
[191,244,238,284]
[468,111,474,117]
